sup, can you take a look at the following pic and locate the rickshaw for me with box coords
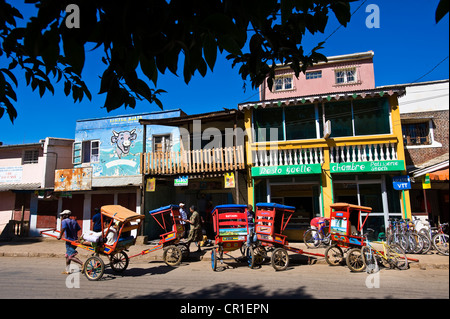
[42,205,144,281]
[137,204,189,266]
[324,202,372,272]
[210,204,251,271]
[254,203,325,271]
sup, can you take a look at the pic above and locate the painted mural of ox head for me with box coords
[111,129,137,158]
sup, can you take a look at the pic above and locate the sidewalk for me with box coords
[0,237,448,270]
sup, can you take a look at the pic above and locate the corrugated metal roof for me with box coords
[91,175,142,188]
[0,182,41,191]
[238,86,406,111]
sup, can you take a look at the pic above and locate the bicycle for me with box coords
[303,226,331,248]
[416,218,448,255]
[432,223,449,256]
[360,229,409,273]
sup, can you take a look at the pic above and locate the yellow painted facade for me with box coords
[243,92,412,223]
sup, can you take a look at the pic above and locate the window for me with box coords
[319,98,391,138]
[153,134,171,152]
[72,140,100,164]
[402,122,430,146]
[306,71,322,80]
[253,107,284,142]
[353,98,390,136]
[274,75,293,91]
[322,101,353,137]
[23,150,39,164]
[335,68,357,84]
[285,104,317,140]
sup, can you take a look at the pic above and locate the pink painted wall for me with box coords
[260,56,375,101]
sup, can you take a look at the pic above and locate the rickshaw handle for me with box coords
[40,228,73,243]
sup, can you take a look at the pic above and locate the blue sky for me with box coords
[1,0,448,145]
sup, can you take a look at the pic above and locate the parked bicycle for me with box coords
[361,229,409,273]
[303,226,331,248]
[414,217,449,256]
[432,223,449,256]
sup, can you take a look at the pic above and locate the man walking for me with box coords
[57,210,84,274]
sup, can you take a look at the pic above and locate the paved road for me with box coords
[0,256,448,301]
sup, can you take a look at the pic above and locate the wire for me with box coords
[411,56,449,84]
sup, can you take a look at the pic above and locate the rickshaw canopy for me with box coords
[329,202,372,212]
[101,205,144,223]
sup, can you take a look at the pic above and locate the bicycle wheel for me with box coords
[346,248,365,272]
[271,247,289,271]
[410,233,424,254]
[361,246,378,274]
[387,243,408,270]
[405,233,417,254]
[109,251,129,273]
[433,233,449,256]
[419,233,431,254]
[325,245,344,266]
[303,229,319,248]
[84,256,105,281]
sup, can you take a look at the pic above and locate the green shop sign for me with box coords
[330,160,405,173]
[252,164,322,177]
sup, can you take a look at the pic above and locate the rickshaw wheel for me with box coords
[271,247,289,271]
[84,256,105,281]
[211,248,218,271]
[163,245,182,267]
[179,243,190,260]
[253,246,267,265]
[325,245,344,266]
[247,246,256,269]
[109,251,129,273]
[346,248,366,272]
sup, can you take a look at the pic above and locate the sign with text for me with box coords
[174,176,188,187]
[0,166,23,183]
[54,167,92,191]
[422,174,431,189]
[393,175,411,190]
[330,160,405,173]
[251,164,322,177]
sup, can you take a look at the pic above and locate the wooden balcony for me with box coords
[140,145,245,175]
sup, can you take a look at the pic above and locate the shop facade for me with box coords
[240,88,411,240]
[139,109,248,240]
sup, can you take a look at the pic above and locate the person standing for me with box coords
[92,207,101,232]
[57,210,84,274]
[246,204,256,246]
[179,203,188,238]
[183,205,203,252]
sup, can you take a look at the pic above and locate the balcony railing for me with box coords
[141,145,245,175]
[253,147,324,166]
[330,142,398,163]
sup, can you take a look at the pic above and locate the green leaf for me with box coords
[62,34,85,76]
[436,0,449,23]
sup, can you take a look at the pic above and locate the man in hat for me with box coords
[57,210,84,274]
[182,205,203,252]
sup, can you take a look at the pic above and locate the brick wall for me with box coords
[402,110,449,167]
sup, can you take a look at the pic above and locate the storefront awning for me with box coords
[429,168,449,181]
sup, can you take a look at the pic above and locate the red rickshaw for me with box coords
[210,204,251,271]
[324,202,372,272]
[255,203,325,271]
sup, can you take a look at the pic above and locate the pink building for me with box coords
[259,51,375,100]
[0,138,74,237]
